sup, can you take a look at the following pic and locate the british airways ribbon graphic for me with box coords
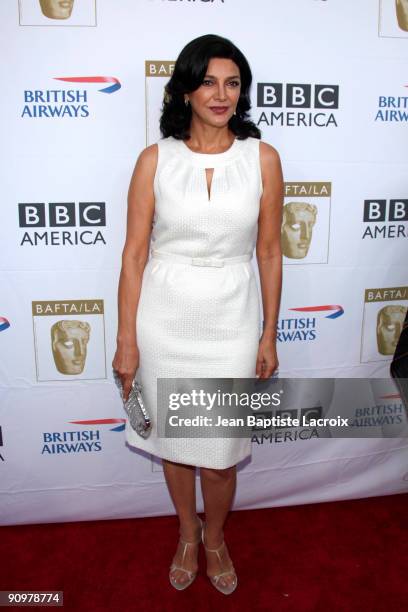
[289,305,344,319]
[0,316,10,332]
[71,418,126,432]
[53,76,121,94]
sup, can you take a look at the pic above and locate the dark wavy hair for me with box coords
[159,34,261,141]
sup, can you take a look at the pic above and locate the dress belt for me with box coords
[150,248,252,268]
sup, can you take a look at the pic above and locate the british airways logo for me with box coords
[375,85,408,123]
[22,76,121,118]
[41,419,126,455]
[278,304,344,342]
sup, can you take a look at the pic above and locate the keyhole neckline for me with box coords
[205,167,215,201]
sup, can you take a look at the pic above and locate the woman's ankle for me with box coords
[179,514,201,538]
[202,523,225,548]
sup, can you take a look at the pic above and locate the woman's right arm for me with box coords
[112,144,158,400]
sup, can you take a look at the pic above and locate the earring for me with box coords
[185,98,189,106]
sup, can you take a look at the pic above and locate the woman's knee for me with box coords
[200,465,236,482]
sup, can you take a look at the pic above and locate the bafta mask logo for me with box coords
[281,201,317,259]
[51,320,91,374]
[39,0,75,20]
[377,305,407,355]
[396,0,408,31]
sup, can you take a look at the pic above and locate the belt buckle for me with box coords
[191,257,224,267]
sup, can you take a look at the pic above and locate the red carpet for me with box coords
[2,493,407,611]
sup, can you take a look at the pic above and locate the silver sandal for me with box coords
[201,521,238,595]
[169,516,203,590]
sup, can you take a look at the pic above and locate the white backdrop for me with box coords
[1,0,408,525]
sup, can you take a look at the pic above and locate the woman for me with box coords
[112,34,283,595]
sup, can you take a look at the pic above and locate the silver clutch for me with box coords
[113,370,152,439]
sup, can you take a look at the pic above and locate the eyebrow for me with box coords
[204,74,241,80]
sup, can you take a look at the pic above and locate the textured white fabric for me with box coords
[125,135,263,468]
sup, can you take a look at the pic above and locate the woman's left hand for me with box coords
[256,335,279,379]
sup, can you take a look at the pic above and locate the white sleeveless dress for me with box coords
[125,135,263,469]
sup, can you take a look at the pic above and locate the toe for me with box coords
[221,574,236,589]
[173,570,186,584]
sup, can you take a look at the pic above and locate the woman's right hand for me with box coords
[112,342,140,402]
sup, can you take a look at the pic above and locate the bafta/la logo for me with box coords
[361,287,408,363]
[32,299,107,381]
[282,182,332,264]
[22,77,121,118]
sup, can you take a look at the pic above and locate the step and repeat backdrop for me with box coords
[1,0,408,525]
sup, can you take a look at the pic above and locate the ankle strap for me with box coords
[203,540,225,553]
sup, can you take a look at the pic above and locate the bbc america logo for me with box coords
[257,83,339,108]
[362,199,408,240]
[18,202,106,246]
[256,82,339,127]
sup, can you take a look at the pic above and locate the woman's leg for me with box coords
[162,459,201,586]
[199,465,237,589]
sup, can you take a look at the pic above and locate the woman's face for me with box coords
[186,57,241,128]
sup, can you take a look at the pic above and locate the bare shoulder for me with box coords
[259,140,283,191]
[259,140,281,165]
[128,144,159,199]
[136,143,158,170]
[128,144,158,190]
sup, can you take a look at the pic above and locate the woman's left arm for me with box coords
[255,141,284,378]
